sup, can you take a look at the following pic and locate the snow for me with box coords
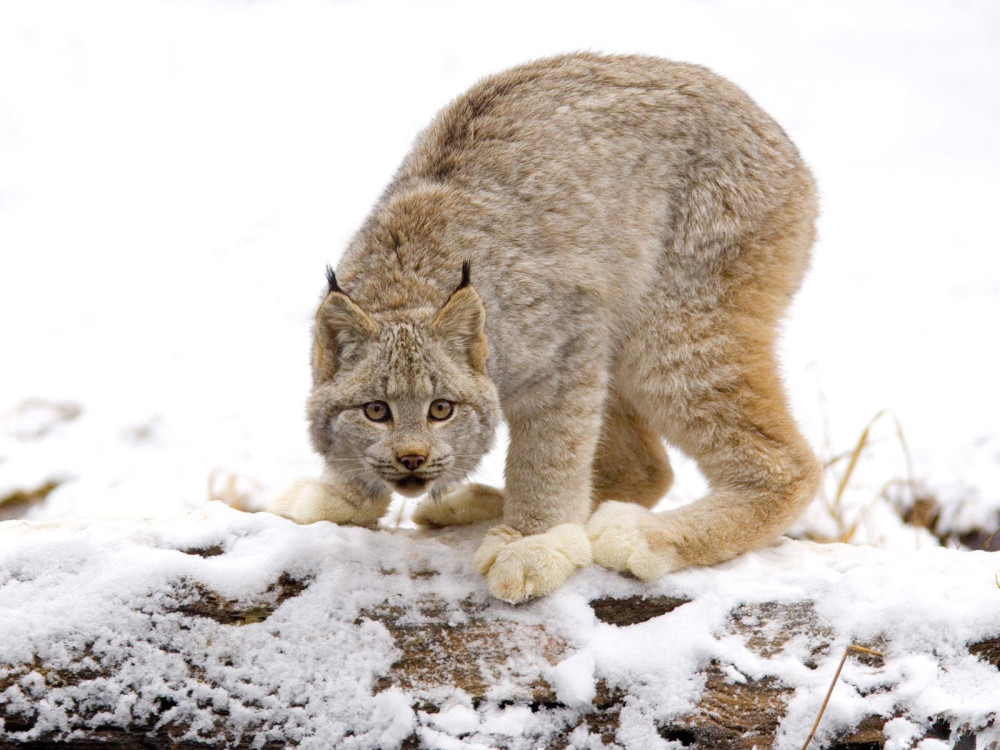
[426,704,481,737]
[2,505,999,747]
[1,0,999,747]
[549,651,598,708]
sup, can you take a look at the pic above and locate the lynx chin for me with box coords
[270,53,820,603]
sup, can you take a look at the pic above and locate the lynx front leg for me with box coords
[473,523,592,602]
[269,469,391,527]
[413,483,504,527]
[475,386,602,602]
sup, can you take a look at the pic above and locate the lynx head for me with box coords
[307,263,501,499]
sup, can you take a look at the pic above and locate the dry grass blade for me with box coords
[0,479,63,522]
[827,413,880,542]
[832,417,876,510]
[801,644,885,750]
[983,526,1000,551]
[393,497,411,528]
[823,409,920,544]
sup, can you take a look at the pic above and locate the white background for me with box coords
[1,0,998,541]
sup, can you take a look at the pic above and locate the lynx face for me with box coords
[307,272,501,499]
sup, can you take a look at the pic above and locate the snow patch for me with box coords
[549,651,597,707]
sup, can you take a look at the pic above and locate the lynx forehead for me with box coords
[271,53,820,603]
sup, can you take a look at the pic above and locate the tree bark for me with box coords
[1,577,995,749]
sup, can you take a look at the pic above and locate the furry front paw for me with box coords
[413,483,504,527]
[269,478,388,527]
[473,523,592,603]
[587,501,681,582]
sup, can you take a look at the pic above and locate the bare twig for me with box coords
[801,644,885,750]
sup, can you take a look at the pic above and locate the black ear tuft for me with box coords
[326,265,344,295]
[457,260,471,291]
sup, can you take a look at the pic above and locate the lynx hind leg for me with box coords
[269,477,391,527]
[413,483,504,527]
[587,501,681,580]
[589,356,820,580]
[583,395,675,581]
[591,393,673,512]
[591,180,820,580]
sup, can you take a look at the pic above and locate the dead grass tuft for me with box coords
[207,469,263,512]
[818,410,924,544]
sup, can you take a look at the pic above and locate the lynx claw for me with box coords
[587,501,680,582]
[474,523,592,603]
[413,483,505,527]
[269,478,388,527]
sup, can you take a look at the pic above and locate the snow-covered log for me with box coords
[1,504,998,749]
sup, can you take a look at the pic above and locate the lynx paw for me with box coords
[413,483,504,527]
[269,478,388,527]
[587,501,682,582]
[473,523,592,603]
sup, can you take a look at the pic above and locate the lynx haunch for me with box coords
[270,53,820,603]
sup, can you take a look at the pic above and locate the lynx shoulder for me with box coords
[270,53,820,603]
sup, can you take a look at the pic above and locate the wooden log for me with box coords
[2,570,994,749]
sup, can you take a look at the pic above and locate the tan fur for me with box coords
[412,483,504,527]
[591,393,674,511]
[271,53,820,602]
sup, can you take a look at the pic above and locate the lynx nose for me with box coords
[396,453,427,472]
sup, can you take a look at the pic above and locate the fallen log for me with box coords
[0,509,997,749]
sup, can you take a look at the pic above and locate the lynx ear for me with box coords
[314,268,378,381]
[432,262,489,373]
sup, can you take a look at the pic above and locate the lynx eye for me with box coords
[362,401,392,422]
[428,399,455,421]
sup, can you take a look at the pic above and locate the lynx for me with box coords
[270,53,820,603]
